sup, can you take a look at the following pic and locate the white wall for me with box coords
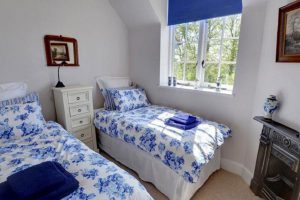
[244,0,300,174]
[109,0,160,29]
[0,0,129,120]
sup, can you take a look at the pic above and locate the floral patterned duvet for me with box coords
[94,105,232,183]
[0,122,153,200]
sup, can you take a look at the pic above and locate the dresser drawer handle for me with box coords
[78,109,82,112]
[76,97,80,101]
[79,120,83,124]
[81,133,85,138]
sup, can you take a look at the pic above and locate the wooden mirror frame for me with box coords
[44,35,79,66]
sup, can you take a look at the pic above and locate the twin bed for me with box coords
[0,77,231,200]
[0,90,152,200]
[94,77,232,200]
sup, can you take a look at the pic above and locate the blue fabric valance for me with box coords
[168,0,243,26]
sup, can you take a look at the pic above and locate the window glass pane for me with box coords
[174,63,184,81]
[173,23,199,82]
[207,18,223,39]
[175,24,186,43]
[204,63,219,83]
[187,22,199,42]
[224,15,241,38]
[186,63,197,81]
[173,43,185,63]
[171,14,241,90]
[222,39,239,62]
[186,42,198,62]
[206,40,221,62]
[220,64,236,86]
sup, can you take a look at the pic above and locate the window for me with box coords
[170,14,242,91]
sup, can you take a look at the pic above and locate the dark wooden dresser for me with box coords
[250,116,300,200]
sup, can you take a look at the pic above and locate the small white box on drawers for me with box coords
[53,86,98,151]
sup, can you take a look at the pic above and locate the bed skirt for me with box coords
[97,130,221,200]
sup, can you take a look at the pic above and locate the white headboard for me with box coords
[96,76,132,90]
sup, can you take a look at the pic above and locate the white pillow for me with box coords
[0,82,28,101]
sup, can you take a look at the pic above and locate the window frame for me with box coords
[169,22,200,83]
[169,14,241,91]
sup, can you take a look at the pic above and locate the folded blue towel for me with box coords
[171,114,197,125]
[165,118,201,130]
[38,167,79,200]
[0,182,19,200]
[0,161,79,200]
[7,161,66,199]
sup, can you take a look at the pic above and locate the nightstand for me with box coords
[53,86,98,151]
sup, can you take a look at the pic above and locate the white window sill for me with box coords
[159,84,235,97]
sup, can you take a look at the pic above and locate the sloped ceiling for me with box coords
[109,0,165,28]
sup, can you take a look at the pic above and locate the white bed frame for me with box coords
[95,76,221,200]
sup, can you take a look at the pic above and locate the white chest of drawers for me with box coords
[53,86,98,151]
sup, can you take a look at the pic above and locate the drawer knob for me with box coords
[81,133,85,138]
[79,120,83,124]
[78,109,82,112]
[76,97,80,101]
[283,138,291,147]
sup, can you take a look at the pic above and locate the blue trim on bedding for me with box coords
[0,92,40,107]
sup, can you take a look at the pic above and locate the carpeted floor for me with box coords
[141,170,262,200]
[103,152,262,200]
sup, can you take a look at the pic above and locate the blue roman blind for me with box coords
[168,0,243,25]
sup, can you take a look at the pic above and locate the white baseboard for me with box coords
[241,166,253,185]
[221,158,253,185]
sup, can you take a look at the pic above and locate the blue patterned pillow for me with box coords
[0,92,40,107]
[0,101,45,140]
[109,88,150,112]
[101,87,135,111]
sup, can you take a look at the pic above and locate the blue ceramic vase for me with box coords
[263,95,279,119]
[168,77,172,86]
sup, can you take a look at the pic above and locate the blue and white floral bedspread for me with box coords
[0,122,153,200]
[94,105,232,183]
